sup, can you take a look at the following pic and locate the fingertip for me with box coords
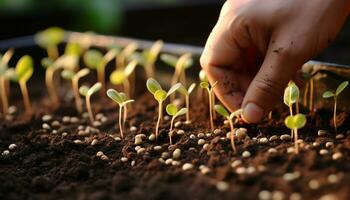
[242,102,264,123]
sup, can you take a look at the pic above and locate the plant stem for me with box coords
[97,67,105,96]
[123,105,127,127]
[227,117,236,154]
[47,46,59,60]
[294,128,299,154]
[72,77,83,113]
[119,105,124,139]
[19,81,32,114]
[86,94,94,124]
[46,68,59,107]
[155,101,162,141]
[212,91,216,119]
[309,78,314,111]
[334,97,337,133]
[208,90,214,131]
[303,81,309,108]
[185,95,190,123]
[289,105,294,139]
[0,77,8,114]
[169,116,175,145]
[123,79,130,99]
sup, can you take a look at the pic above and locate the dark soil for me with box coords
[0,81,349,200]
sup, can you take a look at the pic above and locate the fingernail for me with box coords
[243,103,264,123]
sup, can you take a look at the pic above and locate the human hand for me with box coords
[200,0,350,123]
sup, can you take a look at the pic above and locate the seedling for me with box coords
[214,105,243,154]
[107,89,134,139]
[79,82,102,124]
[0,49,14,114]
[200,81,218,131]
[177,83,196,123]
[61,68,90,113]
[322,81,349,132]
[35,27,65,60]
[110,60,138,98]
[116,42,138,69]
[146,78,181,140]
[84,49,118,93]
[284,81,300,138]
[197,69,208,100]
[166,104,187,145]
[284,113,307,154]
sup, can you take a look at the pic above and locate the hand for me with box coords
[200,0,350,123]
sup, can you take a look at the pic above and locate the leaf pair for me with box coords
[79,82,102,97]
[166,104,187,118]
[6,55,34,83]
[110,60,138,85]
[177,83,196,96]
[160,53,193,69]
[322,81,349,98]
[283,81,299,106]
[214,104,243,120]
[35,27,65,49]
[107,89,134,106]
[146,78,181,102]
[61,68,90,80]
[284,114,307,129]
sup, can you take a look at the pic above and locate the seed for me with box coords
[258,190,272,200]
[197,133,205,138]
[100,155,109,161]
[246,166,256,174]
[42,115,52,122]
[172,160,181,166]
[198,139,206,146]
[82,112,89,119]
[206,133,211,137]
[259,137,269,144]
[95,113,104,120]
[62,116,70,123]
[287,147,295,154]
[319,149,329,155]
[236,167,246,174]
[199,165,211,174]
[73,140,83,144]
[70,117,79,123]
[161,152,169,159]
[328,174,340,184]
[42,123,51,130]
[280,134,291,141]
[91,139,98,146]
[190,134,196,139]
[148,134,156,141]
[131,160,135,167]
[231,160,242,168]
[93,121,101,127]
[224,119,229,125]
[318,130,327,136]
[135,135,143,145]
[8,106,17,114]
[272,190,285,200]
[130,126,137,132]
[335,134,344,139]
[177,130,185,135]
[2,150,10,156]
[153,146,162,151]
[114,137,121,141]
[216,181,229,192]
[173,148,181,159]
[8,144,17,150]
[158,158,165,163]
[52,130,57,134]
[137,148,146,154]
[203,144,210,150]
[309,179,320,189]
[164,115,170,121]
[319,194,338,200]
[236,128,247,140]
[313,142,320,147]
[62,132,68,137]
[96,151,104,157]
[174,121,182,128]
[121,157,128,162]
[100,117,108,123]
[325,142,334,148]
[289,193,302,200]
[283,171,300,181]
[182,163,194,171]
[135,146,141,151]
[78,130,88,136]
[268,148,277,154]
[226,132,231,139]
[242,151,251,158]
[51,121,60,127]
[269,135,278,142]
[165,158,173,165]
[213,129,222,135]
[332,152,342,160]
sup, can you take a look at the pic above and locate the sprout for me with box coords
[107,89,134,139]
[61,68,90,113]
[146,78,181,140]
[166,104,187,145]
[116,42,138,69]
[35,27,65,60]
[110,60,138,98]
[322,81,349,133]
[283,81,300,138]
[0,49,14,114]
[79,82,102,124]
[284,114,307,154]
[215,105,243,154]
[177,83,196,123]
[200,81,218,131]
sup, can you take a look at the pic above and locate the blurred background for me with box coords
[0,0,350,64]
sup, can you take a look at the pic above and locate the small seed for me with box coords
[78,130,89,136]
[289,193,302,200]
[8,144,17,150]
[148,134,156,141]
[8,106,17,114]
[231,160,242,168]
[172,160,181,166]
[95,113,104,120]
[51,121,60,127]
[328,174,340,184]
[318,130,327,136]
[121,157,128,162]
[165,158,173,165]
[268,148,277,154]
[42,115,52,122]
[70,117,79,123]
[42,123,51,130]
[259,137,269,144]
[242,151,251,158]
[174,121,182,128]
[287,147,295,154]
[100,117,108,123]
[79,125,85,130]
[130,126,137,132]
[309,179,320,190]
[332,152,342,160]
[173,148,181,159]
[135,135,143,145]
[325,142,334,148]
[52,130,57,134]
[213,129,222,135]
[280,134,291,141]
[73,140,83,144]
[319,149,329,155]
[203,143,210,150]
[313,142,320,147]
[236,167,246,174]
[272,190,285,200]
[96,151,104,157]
[199,165,211,174]
[198,139,206,146]
[236,128,247,140]
[62,116,70,123]
[335,134,344,139]
[62,132,68,137]
[114,137,121,141]
[177,130,185,135]
[100,155,109,161]
[161,152,169,159]
[206,133,211,137]
[131,160,135,166]
[153,146,162,151]
[2,150,10,156]
[137,148,146,154]
[216,181,229,192]
[158,158,165,163]
[135,146,141,151]
[93,121,101,127]
[82,112,89,119]
[91,139,98,146]
[190,134,196,139]
[164,115,170,121]
[258,190,272,200]
[197,133,205,138]
[319,194,338,200]
[269,135,278,142]
[182,163,194,171]
[283,171,300,181]
[246,166,256,174]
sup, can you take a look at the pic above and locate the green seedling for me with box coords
[117,42,138,69]
[284,113,307,154]
[110,60,138,98]
[84,49,118,93]
[215,105,243,154]
[146,78,181,140]
[197,69,208,100]
[79,82,102,124]
[322,81,349,132]
[129,40,163,78]
[200,81,218,131]
[284,81,300,138]
[35,27,65,60]
[107,89,134,139]
[177,83,196,123]
[166,104,187,145]
[61,68,90,113]
[0,49,14,114]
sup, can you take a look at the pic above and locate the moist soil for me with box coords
[0,81,349,200]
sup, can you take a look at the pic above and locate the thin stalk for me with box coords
[123,79,130,99]
[334,96,337,133]
[119,105,124,138]
[268,111,273,120]
[1,77,8,114]
[185,95,190,123]
[97,67,105,95]
[47,45,59,60]
[123,105,127,127]
[72,77,83,113]
[46,68,59,106]
[208,90,214,131]
[19,81,32,113]
[130,73,135,98]
[227,117,236,154]
[294,128,299,154]
[155,101,162,141]
[289,105,294,139]
[309,78,314,111]
[170,67,181,102]
[212,92,216,119]
[169,116,175,145]
[296,100,299,114]
[145,64,154,78]
[303,81,309,108]
[86,94,94,124]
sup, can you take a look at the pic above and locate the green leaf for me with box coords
[76,68,90,78]
[166,104,178,116]
[154,89,167,102]
[65,43,81,56]
[108,45,121,54]
[61,69,75,80]
[283,81,299,106]
[214,104,229,117]
[35,27,65,48]
[199,70,207,82]
[79,85,89,96]
[322,91,334,98]
[119,92,127,102]
[177,83,188,96]
[284,114,307,129]
[88,82,102,95]
[16,55,33,83]
[124,60,138,77]
[84,50,103,69]
[121,42,138,57]
[160,54,178,67]
[146,78,162,94]
[335,81,349,96]
[4,68,18,81]
[146,40,163,64]
[200,81,209,89]
[110,70,125,85]
[122,99,134,106]
[167,83,181,97]
[188,83,196,94]
[41,57,53,69]
[230,108,243,119]
[106,89,124,104]
[129,52,145,65]
[175,108,187,118]
[103,49,118,63]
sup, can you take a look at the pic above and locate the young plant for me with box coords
[0,49,14,114]
[197,69,208,100]
[200,81,218,131]
[116,42,138,69]
[79,82,102,124]
[35,27,65,60]
[61,68,90,113]
[146,78,181,140]
[322,81,349,132]
[284,113,307,154]
[215,105,243,154]
[107,89,134,139]
[177,83,196,123]
[166,104,187,145]
[110,60,138,98]
[283,81,300,138]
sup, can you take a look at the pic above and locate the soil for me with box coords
[0,79,350,200]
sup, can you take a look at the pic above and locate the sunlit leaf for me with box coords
[76,68,90,78]
[84,50,103,69]
[146,40,163,64]
[160,54,178,67]
[199,70,208,82]
[214,104,229,117]
[16,55,33,83]
[176,53,193,70]
[65,43,81,56]
[177,83,188,96]
[283,81,299,106]
[230,108,243,119]
[167,83,181,96]
[61,69,75,80]
[79,85,89,96]
[124,60,138,77]
[146,78,162,94]
[107,89,124,104]
[35,27,65,48]
[122,99,134,106]
[335,81,349,96]
[88,82,102,95]
[119,92,127,102]
[4,68,18,81]
[322,91,334,98]
[175,108,187,118]
[41,57,53,69]
[200,81,209,89]
[188,83,196,94]
[284,114,307,129]
[154,89,167,102]
[166,104,178,116]
[110,70,125,85]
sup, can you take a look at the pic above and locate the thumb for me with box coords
[241,37,304,123]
